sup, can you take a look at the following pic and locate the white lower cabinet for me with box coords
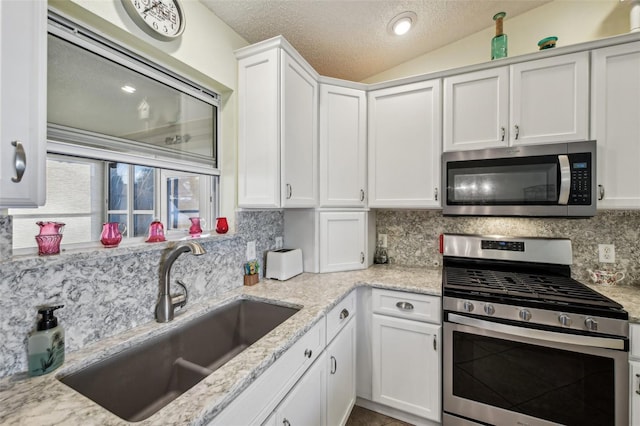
[371,290,441,422]
[327,317,356,426]
[270,352,328,426]
[630,323,640,424]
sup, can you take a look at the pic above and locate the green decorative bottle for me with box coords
[491,12,507,60]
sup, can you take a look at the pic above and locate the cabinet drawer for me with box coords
[631,323,640,359]
[372,289,441,324]
[326,290,356,343]
[212,318,326,425]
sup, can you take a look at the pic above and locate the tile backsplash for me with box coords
[0,210,283,379]
[376,209,640,286]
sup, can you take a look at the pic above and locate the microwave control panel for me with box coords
[569,153,591,205]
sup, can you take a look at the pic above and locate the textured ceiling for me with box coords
[201,0,552,81]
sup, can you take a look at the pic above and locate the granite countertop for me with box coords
[0,265,441,426]
[2,264,639,426]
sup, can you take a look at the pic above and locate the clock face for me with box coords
[122,0,185,41]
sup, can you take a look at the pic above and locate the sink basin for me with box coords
[59,299,299,422]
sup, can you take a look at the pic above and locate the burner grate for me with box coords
[445,267,619,307]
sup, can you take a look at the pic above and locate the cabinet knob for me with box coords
[330,355,337,374]
[283,419,291,426]
[360,252,365,264]
[598,184,605,201]
[433,335,437,351]
[500,127,505,142]
[304,348,312,358]
[514,124,520,140]
[434,187,438,201]
[360,189,365,202]
[11,141,26,183]
[339,308,349,320]
[286,183,292,199]
[396,301,414,311]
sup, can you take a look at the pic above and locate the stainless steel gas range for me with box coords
[440,234,629,426]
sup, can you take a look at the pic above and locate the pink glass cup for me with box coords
[189,217,205,236]
[146,220,166,243]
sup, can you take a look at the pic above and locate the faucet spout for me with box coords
[155,241,206,323]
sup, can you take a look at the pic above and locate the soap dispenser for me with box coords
[28,305,65,376]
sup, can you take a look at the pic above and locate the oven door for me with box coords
[444,313,628,426]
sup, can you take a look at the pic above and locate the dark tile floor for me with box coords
[346,405,413,426]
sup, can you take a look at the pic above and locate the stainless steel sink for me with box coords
[59,299,299,422]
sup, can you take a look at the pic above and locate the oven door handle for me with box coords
[558,154,571,205]
[448,313,626,351]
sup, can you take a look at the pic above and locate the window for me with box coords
[9,13,220,253]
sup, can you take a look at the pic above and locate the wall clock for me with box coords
[121,0,186,41]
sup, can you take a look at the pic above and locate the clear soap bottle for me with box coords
[491,12,507,60]
[28,305,65,376]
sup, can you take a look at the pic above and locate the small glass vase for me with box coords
[215,217,229,234]
[146,220,166,243]
[189,217,205,236]
[491,12,507,60]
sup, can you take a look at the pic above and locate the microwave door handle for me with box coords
[558,155,571,205]
[447,313,625,350]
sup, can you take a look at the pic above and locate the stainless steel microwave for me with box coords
[442,141,596,217]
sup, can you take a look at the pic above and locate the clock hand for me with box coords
[142,1,160,14]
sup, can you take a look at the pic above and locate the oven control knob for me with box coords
[519,309,531,321]
[463,301,474,313]
[585,317,598,331]
[484,304,495,315]
[558,314,572,327]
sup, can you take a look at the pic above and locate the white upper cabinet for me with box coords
[591,41,640,208]
[319,84,367,207]
[368,80,442,208]
[236,39,318,208]
[443,52,589,152]
[443,67,509,152]
[510,52,589,146]
[0,0,47,208]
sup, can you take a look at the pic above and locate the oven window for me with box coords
[452,331,615,425]
[447,156,558,205]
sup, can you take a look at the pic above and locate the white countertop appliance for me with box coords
[265,248,303,281]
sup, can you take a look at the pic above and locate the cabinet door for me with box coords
[368,80,441,208]
[372,314,441,422]
[591,41,640,208]
[319,212,365,273]
[327,318,356,426]
[632,361,640,426]
[443,67,509,152]
[510,52,589,146]
[281,53,318,207]
[276,352,327,426]
[319,84,366,207]
[0,0,46,208]
[237,48,280,208]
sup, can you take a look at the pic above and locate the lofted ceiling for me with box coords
[201,0,552,82]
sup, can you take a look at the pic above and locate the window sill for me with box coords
[4,231,237,269]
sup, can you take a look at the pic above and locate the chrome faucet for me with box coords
[155,241,206,323]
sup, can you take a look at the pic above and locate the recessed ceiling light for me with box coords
[388,11,417,36]
[121,85,136,94]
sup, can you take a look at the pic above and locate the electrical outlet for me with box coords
[598,244,615,263]
[246,241,256,261]
[378,233,388,248]
[275,236,283,249]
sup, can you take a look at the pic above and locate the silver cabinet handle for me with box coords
[636,374,640,395]
[514,124,520,140]
[598,184,605,201]
[396,301,414,311]
[433,335,437,351]
[339,308,349,320]
[360,252,365,264]
[11,141,26,183]
[330,355,337,374]
[304,348,312,358]
[283,419,291,426]
[500,127,505,141]
[434,187,438,201]
[360,189,365,202]
[286,183,292,199]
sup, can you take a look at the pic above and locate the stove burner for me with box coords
[445,266,623,309]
